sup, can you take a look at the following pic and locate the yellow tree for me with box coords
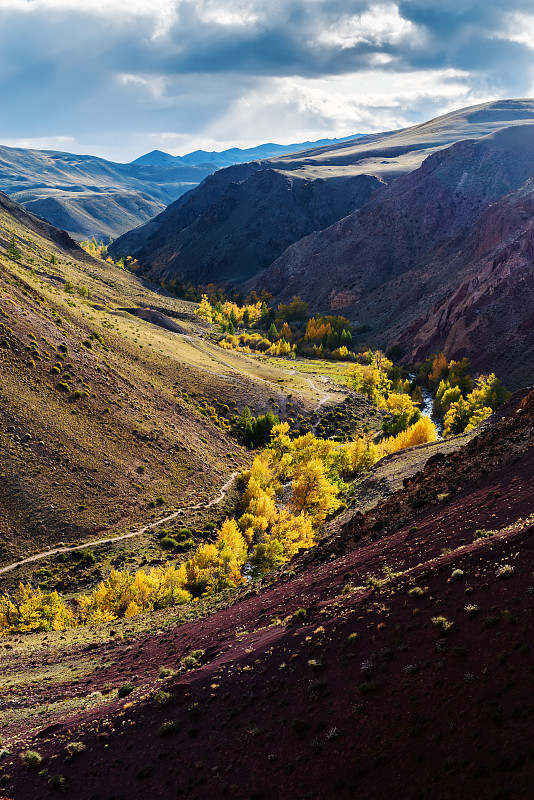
[195,294,213,322]
[291,457,339,522]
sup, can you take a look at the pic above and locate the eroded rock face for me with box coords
[257,125,534,387]
[112,167,383,286]
[398,187,534,387]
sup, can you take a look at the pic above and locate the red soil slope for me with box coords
[2,391,534,800]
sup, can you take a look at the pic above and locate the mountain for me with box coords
[131,149,190,166]
[0,189,311,567]
[131,134,361,169]
[111,99,534,305]
[0,144,217,241]
[256,121,534,388]
[3,386,534,800]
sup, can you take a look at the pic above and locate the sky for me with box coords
[1,0,534,162]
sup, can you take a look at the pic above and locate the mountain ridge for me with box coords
[131,133,362,168]
[111,99,534,302]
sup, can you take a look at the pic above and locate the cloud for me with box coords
[0,0,532,161]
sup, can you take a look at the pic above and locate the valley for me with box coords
[0,98,533,800]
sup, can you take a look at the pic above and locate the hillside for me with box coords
[0,191,348,581]
[110,99,534,291]
[257,123,534,388]
[1,385,533,799]
[0,145,217,241]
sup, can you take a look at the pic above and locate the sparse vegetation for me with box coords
[432,616,454,635]
[21,749,42,768]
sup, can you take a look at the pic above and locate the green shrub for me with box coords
[359,680,380,694]
[21,749,42,767]
[291,608,307,624]
[432,616,454,635]
[160,536,179,549]
[81,550,96,565]
[408,586,426,598]
[117,682,134,698]
[181,650,204,669]
[158,721,179,737]
[175,538,194,551]
[474,528,493,540]
[48,774,66,790]
[57,381,71,392]
[154,690,172,705]
[450,569,465,581]
[158,666,177,679]
[66,741,85,756]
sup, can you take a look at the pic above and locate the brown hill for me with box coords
[2,389,534,799]
[111,166,383,286]
[0,144,216,241]
[258,124,534,388]
[111,99,534,291]
[0,191,311,572]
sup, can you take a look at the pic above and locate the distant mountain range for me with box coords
[0,145,218,241]
[131,134,362,169]
[111,98,534,388]
[0,134,361,242]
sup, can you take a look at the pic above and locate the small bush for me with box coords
[175,538,194,551]
[432,616,454,635]
[158,666,177,679]
[464,604,480,615]
[154,690,172,706]
[450,569,465,582]
[160,536,179,549]
[180,648,204,671]
[366,575,385,591]
[117,682,134,698]
[158,721,179,737]
[81,550,96,565]
[496,564,514,580]
[291,608,307,624]
[21,749,42,768]
[57,381,71,392]
[66,741,85,756]
[48,774,66,790]
[408,586,426,598]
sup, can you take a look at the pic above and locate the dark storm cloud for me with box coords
[0,0,533,159]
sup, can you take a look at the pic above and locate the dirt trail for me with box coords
[305,376,339,430]
[0,471,240,577]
